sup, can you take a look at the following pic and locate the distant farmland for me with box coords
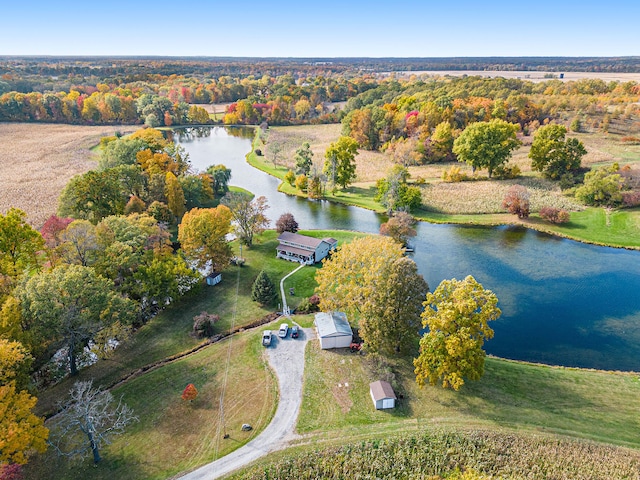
[0,123,138,227]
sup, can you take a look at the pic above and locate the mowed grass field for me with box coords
[298,346,640,448]
[26,329,278,480]
[0,123,139,227]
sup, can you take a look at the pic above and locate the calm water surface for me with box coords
[171,126,640,371]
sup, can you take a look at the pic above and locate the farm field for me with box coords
[0,123,138,227]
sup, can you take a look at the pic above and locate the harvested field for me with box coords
[421,177,583,215]
[396,70,640,83]
[0,123,139,227]
[266,124,393,182]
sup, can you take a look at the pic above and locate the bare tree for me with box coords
[221,192,270,247]
[48,381,137,464]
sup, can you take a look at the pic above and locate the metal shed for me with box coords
[206,272,222,286]
[314,312,352,349]
[370,380,397,410]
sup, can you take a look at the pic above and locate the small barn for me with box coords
[370,380,397,410]
[314,311,352,349]
[206,272,222,286]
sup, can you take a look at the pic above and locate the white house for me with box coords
[276,232,338,265]
[369,380,397,410]
[314,311,352,349]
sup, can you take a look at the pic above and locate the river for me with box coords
[170,126,640,372]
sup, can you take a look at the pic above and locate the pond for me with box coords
[169,126,640,372]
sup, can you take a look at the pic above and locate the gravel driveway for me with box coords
[178,325,313,480]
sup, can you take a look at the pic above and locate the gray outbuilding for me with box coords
[314,311,352,349]
[369,380,397,410]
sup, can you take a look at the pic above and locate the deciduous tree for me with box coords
[414,275,501,390]
[181,383,198,402]
[17,265,135,376]
[0,382,48,465]
[275,213,299,234]
[502,185,530,218]
[165,172,186,220]
[379,211,417,247]
[575,165,624,207]
[0,209,44,281]
[324,136,359,190]
[529,124,587,179]
[178,206,233,273]
[48,380,137,464]
[206,164,232,195]
[221,192,269,247]
[453,119,520,178]
[294,142,314,175]
[315,236,428,355]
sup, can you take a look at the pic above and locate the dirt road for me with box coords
[178,325,311,480]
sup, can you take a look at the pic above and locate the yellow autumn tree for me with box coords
[0,339,48,464]
[165,172,186,220]
[414,275,501,391]
[178,206,233,274]
[315,236,428,355]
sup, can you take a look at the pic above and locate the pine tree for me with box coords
[251,270,278,306]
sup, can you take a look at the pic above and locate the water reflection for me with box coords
[173,126,640,371]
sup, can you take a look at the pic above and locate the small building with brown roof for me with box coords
[369,380,397,410]
[276,232,338,264]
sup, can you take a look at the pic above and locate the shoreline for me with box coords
[245,130,640,252]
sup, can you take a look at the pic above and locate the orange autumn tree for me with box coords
[182,384,198,402]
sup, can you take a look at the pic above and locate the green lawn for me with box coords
[36,230,363,416]
[26,329,278,480]
[299,344,640,449]
[534,207,640,248]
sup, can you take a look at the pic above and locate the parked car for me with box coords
[291,325,300,338]
[278,323,289,338]
[262,330,272,346]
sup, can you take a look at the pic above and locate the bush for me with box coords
[621,136,640,145]
[442,166,469,183]
[493,164,521,180]
[622,191,640,207]
[284,170,296,186]
[255,149,262,156]
[539,206,570,224]
[192,311,219,338]
[296,294,321,314]
[502,185,530,218]
[295,174,308,192]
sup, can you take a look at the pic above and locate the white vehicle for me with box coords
[278,323,289,338]
[262,330,272,346]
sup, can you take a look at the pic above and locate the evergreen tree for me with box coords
[251,270,278,306]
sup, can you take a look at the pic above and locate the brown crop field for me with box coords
[0,123,139,227]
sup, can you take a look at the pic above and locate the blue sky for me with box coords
[2,0,639,57]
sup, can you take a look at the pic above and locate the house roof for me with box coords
[322,237,338,246]
[314,311,352,338]
[278,231,324,249]
[277,244,313,258]
[370,380,397,401]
